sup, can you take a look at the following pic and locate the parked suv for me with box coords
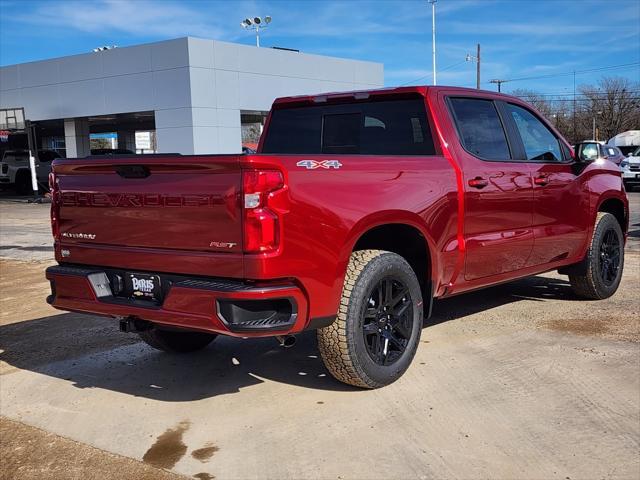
[621,146,640,190]
[46,86,628,388]
[0,149,60,193]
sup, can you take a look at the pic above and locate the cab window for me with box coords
[507,104,563,162]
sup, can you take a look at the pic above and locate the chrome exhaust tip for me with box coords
[275,335,296,348]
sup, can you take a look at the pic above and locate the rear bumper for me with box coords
[46,265,310,337]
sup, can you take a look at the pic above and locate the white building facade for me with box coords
[0,37,383,157]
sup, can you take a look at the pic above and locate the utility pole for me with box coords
[465,45,480,89]
[428,0,437,85]
[572,70,576,143]
[592,111,602,141]
[489,79,506,92]
[476,43,481,90]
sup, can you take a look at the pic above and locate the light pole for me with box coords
[428,0,437,85]
[241,16,272,47]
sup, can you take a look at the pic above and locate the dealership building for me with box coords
[0,37,383,157]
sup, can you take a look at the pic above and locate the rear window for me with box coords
[262,98,435,155]
[605,147,619,157]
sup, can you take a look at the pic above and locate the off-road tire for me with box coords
[569,212,624,299]
[139,328,217,353]
[317,250,423,388]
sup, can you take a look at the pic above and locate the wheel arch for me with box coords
[343,211,437,316]
[597,195,628,235]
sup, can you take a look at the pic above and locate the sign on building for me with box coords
[135,131,152,150]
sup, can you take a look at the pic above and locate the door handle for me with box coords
[468,177,489,189]
[534,174,549,186]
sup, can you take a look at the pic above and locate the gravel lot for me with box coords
[1,193,638,480]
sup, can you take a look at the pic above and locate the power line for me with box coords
[399,59,467,86]
[398,60,639,91]
[489,61,640,85]
[514,90,640,98]
[519,97,640,103]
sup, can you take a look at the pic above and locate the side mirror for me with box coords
[574,142,600,163]
[628,152,633,157]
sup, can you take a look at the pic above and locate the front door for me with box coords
[502,103,590,266]
[446,96,534,281]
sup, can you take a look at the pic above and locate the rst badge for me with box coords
[62,231,96,240]
[296,160,343,170]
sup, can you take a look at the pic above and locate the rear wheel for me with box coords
[317,250,423,389]
[569,212,624,299]
[139,328,217,353]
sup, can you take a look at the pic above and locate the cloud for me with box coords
[12,0,232,39]
[265,0,486,38]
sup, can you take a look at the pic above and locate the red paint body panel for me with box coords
[47,86,629,336]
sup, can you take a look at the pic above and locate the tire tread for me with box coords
[317,250,422,389]
[569,212,623,299]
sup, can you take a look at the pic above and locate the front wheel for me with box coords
[139,328,217,353]
[317,250,423,389]
[569,212,624,299]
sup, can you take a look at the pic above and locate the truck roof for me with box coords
[272,85,522,108]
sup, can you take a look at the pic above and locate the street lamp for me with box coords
[241,16,272,47]
[427,1,437,85]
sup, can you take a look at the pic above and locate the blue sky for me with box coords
[1,0,638,95]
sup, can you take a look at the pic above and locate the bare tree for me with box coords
[578,77,640,142]
[509,77,639,143]
[510,89,553,117]
[511,89,575,140]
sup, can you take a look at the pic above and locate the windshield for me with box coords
[633,146,640,156]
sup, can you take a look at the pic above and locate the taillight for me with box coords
[49,172,60,241]
[242,170,285,253]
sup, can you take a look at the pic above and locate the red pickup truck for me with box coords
[46,86,628,388]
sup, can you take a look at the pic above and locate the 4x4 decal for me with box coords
[296,160,343,170]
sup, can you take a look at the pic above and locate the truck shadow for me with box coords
[429,274,577,326]
[0,274,576,401]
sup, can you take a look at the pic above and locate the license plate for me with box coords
[124,273,162,302]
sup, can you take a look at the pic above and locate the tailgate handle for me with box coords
[116,165,150,179]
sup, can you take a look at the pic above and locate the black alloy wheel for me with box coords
[362,277,413,366]
[599,228,621,286]
[569,212,624,300]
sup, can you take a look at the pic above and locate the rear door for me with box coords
[501,102,590,266]
[447,96,534,281]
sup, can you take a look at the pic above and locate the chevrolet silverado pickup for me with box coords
[46,86,628,388]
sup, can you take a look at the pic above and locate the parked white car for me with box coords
[620,146,640,191]
[0,149,60,194]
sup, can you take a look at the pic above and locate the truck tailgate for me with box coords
[53,155,243,256]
